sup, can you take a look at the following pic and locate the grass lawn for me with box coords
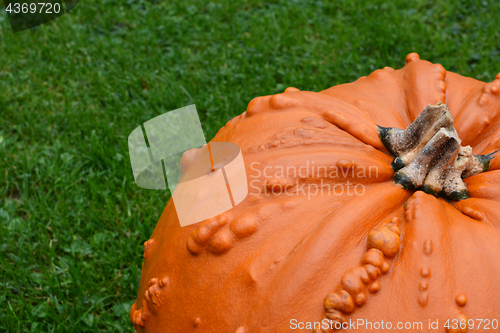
[1,0,500,331]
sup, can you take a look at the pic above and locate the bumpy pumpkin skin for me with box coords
[131,53,500,332]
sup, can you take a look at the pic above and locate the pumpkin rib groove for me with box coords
[442,203,500,320]
[240,183,408,331]
[192,186,406,332]
[320,65,408,128]
[444,71,485,119]
[401,55,448,122]
[370,193,458,324]
[469,124,500,155]
[453,198,500,227]
[465,169,500,201]
[451,76,500,147]
[320,209,405,327]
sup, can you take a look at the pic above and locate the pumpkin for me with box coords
[130,53,500,333]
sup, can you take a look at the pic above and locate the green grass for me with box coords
[1,0,500,331]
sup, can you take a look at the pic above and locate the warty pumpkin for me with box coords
[130,53,500,332]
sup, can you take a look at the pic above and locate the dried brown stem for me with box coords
[379,103,493,201]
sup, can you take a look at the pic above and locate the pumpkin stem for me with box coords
[379,103,491,201]
[462,152,495,178]
[379,102,455,166]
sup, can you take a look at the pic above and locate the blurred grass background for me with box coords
[1,0,500,331]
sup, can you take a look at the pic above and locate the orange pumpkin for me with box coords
[131,53,500,333]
